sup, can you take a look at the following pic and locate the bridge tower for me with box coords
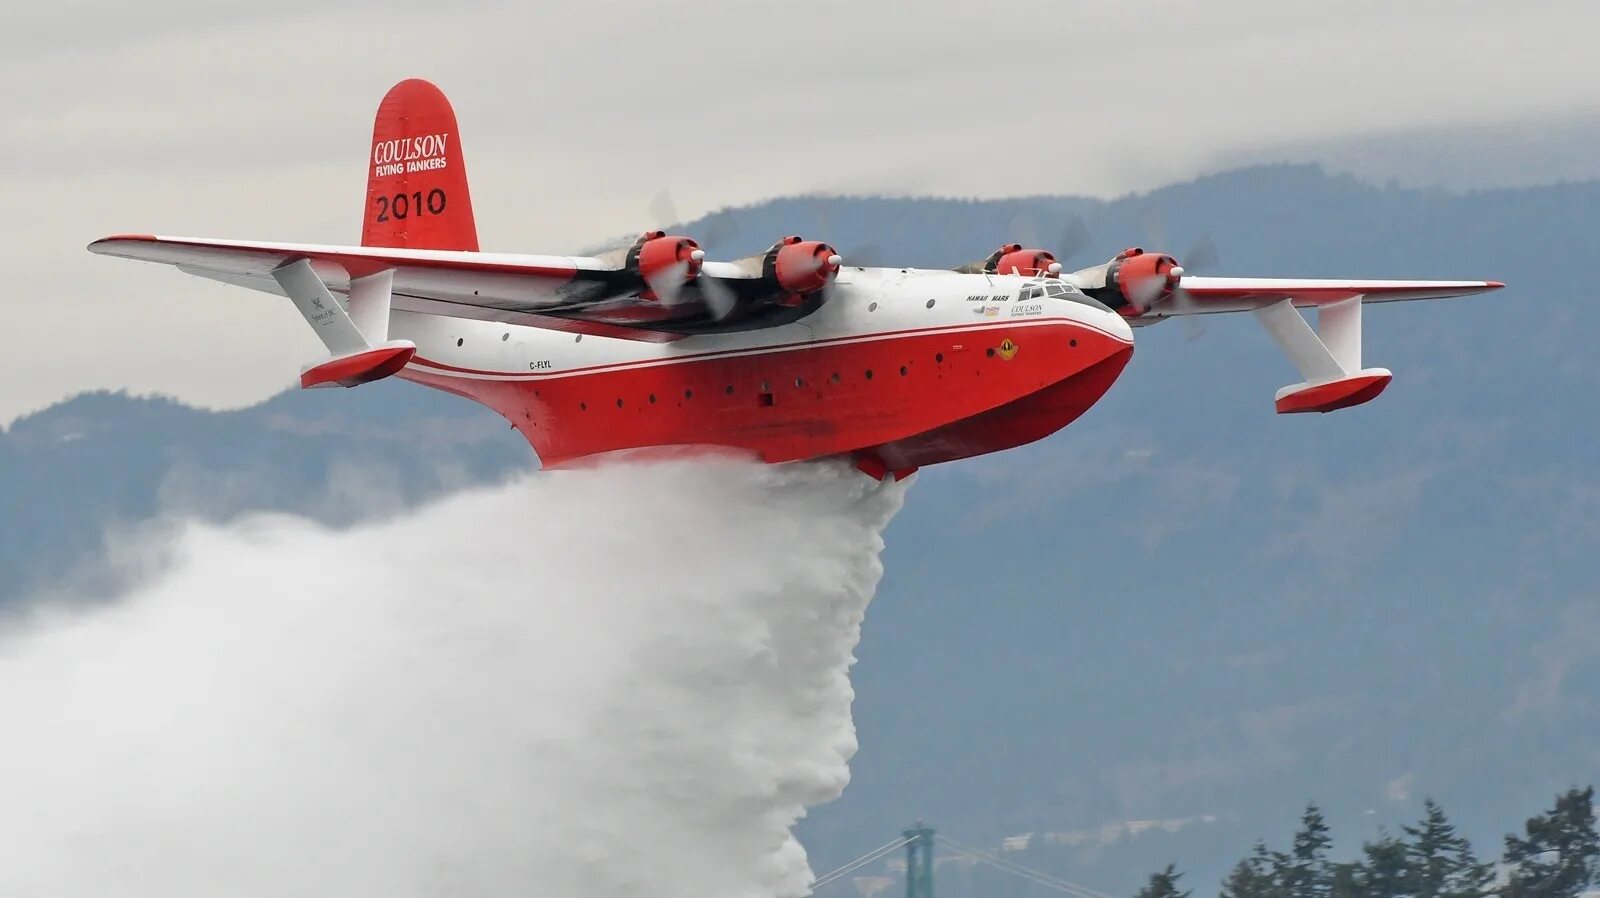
[904,821,935,898]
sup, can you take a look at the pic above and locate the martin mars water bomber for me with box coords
[89,79,1503,480]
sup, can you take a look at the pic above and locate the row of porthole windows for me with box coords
[485,335,1045,416]
[543,331,1117,413]
[571,354,958,412]
[455,334,588,346]
[863,300,939,311]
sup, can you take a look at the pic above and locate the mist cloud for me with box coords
[0,458,906,897]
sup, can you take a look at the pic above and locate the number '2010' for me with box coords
[375,188,447,222]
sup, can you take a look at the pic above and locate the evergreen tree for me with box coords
[1327,861,1364,898]
[1404,799,1492,898]
[1285,804,1335,898]
[1137,864,1194,898]
[1503,787,1599,898]
[1222,841,1287,898]
[1357,832,1415,898]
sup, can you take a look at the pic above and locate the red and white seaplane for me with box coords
[88,79,1502,480]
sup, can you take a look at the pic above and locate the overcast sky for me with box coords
[5,0,1598,424]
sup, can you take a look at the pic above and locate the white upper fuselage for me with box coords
[388,265,1135,379]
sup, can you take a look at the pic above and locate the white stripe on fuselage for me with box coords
[393,268,1134,383]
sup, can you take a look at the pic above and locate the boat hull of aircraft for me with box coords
[389,291,1135,473]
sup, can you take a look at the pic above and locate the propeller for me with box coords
[1171,235,1220,342]
[1183,234,1219,273]
[813,202,885,268]
[1133,204,1224,340]
[643,189,748,317]
[648,188,743,254]
[1007,208,1093,267]
[647,189,680,230]
[1056,213,1093,264]
[698,213,742,255]
[697,273,740,321]
[642,257,702,308]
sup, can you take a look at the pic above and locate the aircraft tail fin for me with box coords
[362,78,479,252]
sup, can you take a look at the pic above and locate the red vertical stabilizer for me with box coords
[363,79,479,252]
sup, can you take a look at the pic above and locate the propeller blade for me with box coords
[815,202,834,239]
[1007,209,1043,250]
[810,204,882,267]
[1183,234,1220,272]
[698,213,740,254]
[643,260,691,308]
[1141,207,1168,253]
[1171,235,1218,341]
[820,278,846,310]
[648,190,680,229]
[1130,277,1168,311]
[837,242,886,268]
[1141,205,1220,272]
[647,191,746,259]
[698,275,739,321]
[1056,213,1092,263]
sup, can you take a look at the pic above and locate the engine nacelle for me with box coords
[1071,247,1183,316]
[983,243,1063,278]
[1109,247,1182,314]
[766,236,841,300]
[627,230,704,300]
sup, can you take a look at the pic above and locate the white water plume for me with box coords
[0,458,907,897]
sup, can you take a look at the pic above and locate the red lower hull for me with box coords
[400,319,1133,469]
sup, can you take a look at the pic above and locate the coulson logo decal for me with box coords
[372,133,450,178]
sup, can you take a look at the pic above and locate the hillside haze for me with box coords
[3,165,1594,897]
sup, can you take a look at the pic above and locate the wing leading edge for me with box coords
[1158,276,1505,317]
[86,234,773,342]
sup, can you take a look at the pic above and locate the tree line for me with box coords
[1135,787,1598,898]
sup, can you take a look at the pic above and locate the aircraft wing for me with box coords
[1117,273,1505,414]
[1156,276,1504,317]
[87,234,773,343]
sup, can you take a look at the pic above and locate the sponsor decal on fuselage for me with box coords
[1010,303,1043,317]
[372,133,451,178]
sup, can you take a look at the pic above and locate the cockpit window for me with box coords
[1039,279,1115,313]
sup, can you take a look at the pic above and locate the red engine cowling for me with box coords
[768,236,841,300]
[1106,247,1182,314]
[627,230,704,299]
[983,243,1062,277]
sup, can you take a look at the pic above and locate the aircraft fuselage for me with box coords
[395,267,1136,473]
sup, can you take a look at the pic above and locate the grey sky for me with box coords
[4,0,1597,424]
